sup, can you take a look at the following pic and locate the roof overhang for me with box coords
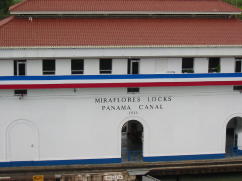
[1,45,242,49]
[10,11,242,16]
[0,46,242,59]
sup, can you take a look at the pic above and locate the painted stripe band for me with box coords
[0,81,242,89]
[0,73,242,81]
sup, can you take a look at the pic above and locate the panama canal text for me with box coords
[94,96,173,111]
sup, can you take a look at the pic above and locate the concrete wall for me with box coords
[27,60,42,76]
[0,60,13,76]
[56,59,71,75]
[0,86,241,162]
[113,59,127,74]
[84,59,99,75]
[221,58,235,73]
[155,58,168,74]
[194,58,208,73]
[167,58,182,73]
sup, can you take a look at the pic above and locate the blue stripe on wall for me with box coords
[0,73,242,81]
[143,153,225,162]
[0,158,121,168]
[0,153,226,168]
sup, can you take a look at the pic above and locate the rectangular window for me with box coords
[182,58,194,73]
[209,58,220,73]
[14,89,27,96]
[233,86,242,91]
[127,87,140,93]
[100,59,112,74]
[235,59,242,73]
[128,59,140,74]
[43,59,55,75]
[71,59,84,74]
[14,60,26,76]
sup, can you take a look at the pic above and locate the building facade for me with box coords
[0,0,242,168]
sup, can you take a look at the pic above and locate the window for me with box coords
[182,58,194,73]
[209,58,220,73]
[14,89,27,96]
[127,87,140,93]
[43,59,55,75]
[71,59,84,74]
[100,59,112,74]
[128,59,140,74]
[14,60,26,76]
[235,59,242,73]
[233,86,242,91]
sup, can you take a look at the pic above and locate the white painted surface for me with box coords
[56,59,71,75]
[27,60,42,76]
[0,60,13,76]
[194,58,208,73]
[220,57,235,73]
[140,58,157,74]
[0,86,241,162]
[155,58,168,74]
[0,47,242,163]
[84,59,99,75]
[0,47,242,59]
[6,120,39,161]
[112,59,127,74]
[167,58,182,73]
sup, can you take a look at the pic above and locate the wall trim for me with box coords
[0,153,228,167]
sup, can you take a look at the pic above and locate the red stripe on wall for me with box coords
[0,81,242,89]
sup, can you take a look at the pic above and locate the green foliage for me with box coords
[223,0,242,19]
[0,0,22,19]
[224,0,242,7]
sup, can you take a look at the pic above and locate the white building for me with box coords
[0,0,242,168]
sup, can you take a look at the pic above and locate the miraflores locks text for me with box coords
[95,96,173,111]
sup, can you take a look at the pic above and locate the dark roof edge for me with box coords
[10,11,242,16]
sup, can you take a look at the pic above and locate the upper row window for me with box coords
[182,58,194,73]
[100,59,112,74]
[182,57,221,73]
[208,58,220,73]
[72,59,84,74]
[43,59,55,75]
[13,57,241,76]
[14,60,26,76]
[235,58,242,73]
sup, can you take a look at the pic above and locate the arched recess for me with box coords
[121,120,143,162]
[226,117,242,156]
[6,120,39,161]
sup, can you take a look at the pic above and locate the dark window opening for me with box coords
[71,59,84,74]
[43,59,55,75]
[127,87,140,93]
[14,60,26,76]
[209,58,220,73]
[226,117,242,156]
[235,59,242,73]
[14,89,27,96]
[233,86,242,91]
[121,120,143,162]
[100,59,112,74]
[182,58,194,73]
[128,59,140,74]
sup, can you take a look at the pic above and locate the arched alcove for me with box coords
[6,120,39,161]
[226,117,242,156]
[121,120,143,162]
